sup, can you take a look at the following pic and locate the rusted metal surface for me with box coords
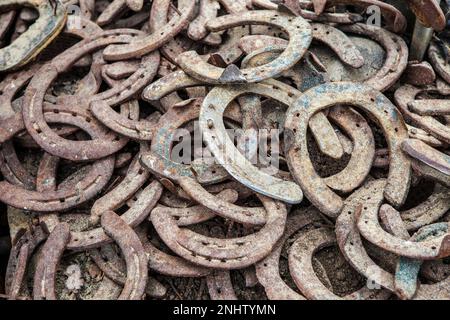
[285,82,411,217]
[100,211,148,300]
[177,10,312,84]
[33,223,71,300]
[0,0,448,301]
[150,195,287,269]
[0,0,67,72]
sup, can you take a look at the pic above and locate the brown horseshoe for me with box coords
[64,178,162,250]
[152,189,239,226]
[176,10,312,84]
[285,82,411,217]
[338,23,408,92]
[395,85,450,144]
[289,227,391,299]
[136,226,212,278]
[150,195,287,269]
[238,27,364,68]
[0,0,67,71]
[102,0,197,60]
[20,31,151,161]
[399,184,450,231]
[408,99,450,116]
[33,223,71,300]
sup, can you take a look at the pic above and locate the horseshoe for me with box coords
[5,226,47,299]
[0,0,67,72]
[102,0,197,61]
[178,177,267,226]
[395,223,449,300]
[0,11,15,42]
[140,99,231,185]
[239,26,364,68]
[176,10,312,84]
[0,154,115,212]
[288,227,391,300]
[207,271,238,300]
[398,184,450,231]
[90,100,160,140]
[356,195,450,260]
[96,0,128,26]
[188,0,221,42]
[89,145,151,224]
[150,195,287,269]
[153,189,239,226]
[89,245,167,298]
[429,41,450,85]
[395,85,450,144]
[401,139,450,176]
[408,99,450,116]
[100,211,148,300]
[200,80,303,204]
[335,179,397,292]
[285,82,411,217]
[338,23,408,92]
[33,223,71,300]
[407,125,446,148]
[136,226,212,278]
[255,206,324,300]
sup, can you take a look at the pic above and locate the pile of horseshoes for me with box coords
[0,0,449,300]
